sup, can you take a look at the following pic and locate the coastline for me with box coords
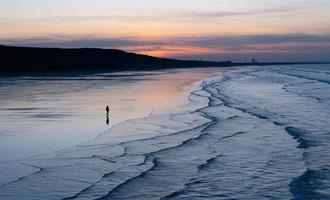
[1,64,329,199]
[1,45,328,75]
[0,68,229,162]
[0,68,227,199]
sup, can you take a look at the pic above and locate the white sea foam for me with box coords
[1,64,330,199]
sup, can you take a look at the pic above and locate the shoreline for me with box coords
[1,45,329,75]
[0,67,231,162]
[0,68,226,199]
[1,64,329,199]
[1,62,329,77]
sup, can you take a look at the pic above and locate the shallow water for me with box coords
[0,68,225,162]
[0,64,329,200]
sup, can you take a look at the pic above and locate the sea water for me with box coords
[0,64,329,199]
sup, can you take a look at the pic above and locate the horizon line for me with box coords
[2,44,330,64]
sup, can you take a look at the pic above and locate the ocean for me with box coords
[0,64,329,199]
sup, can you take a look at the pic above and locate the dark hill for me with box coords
[0,45,232,73]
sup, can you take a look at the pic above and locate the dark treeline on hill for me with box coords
[0,45,233,73]
[1,45,326,74]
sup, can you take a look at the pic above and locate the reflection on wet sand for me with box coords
[0,67,237,161]
[106,105,110,125]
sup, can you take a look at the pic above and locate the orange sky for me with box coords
[1,0,330,61]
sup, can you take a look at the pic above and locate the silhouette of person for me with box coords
[106,105,110,114]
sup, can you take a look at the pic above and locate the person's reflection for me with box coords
[106,115,109,125]
[106,105,110,125]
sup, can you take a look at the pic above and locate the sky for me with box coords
[1,0,330,62]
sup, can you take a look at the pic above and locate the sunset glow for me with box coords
[1,0,330,61]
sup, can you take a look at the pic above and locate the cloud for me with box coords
[190,7,296,18]
[171,34,330,49]
[1,6,297,24]
[1,36,143,48]
[2,33,330,62]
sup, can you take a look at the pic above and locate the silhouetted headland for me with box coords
[0,45,327,74]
